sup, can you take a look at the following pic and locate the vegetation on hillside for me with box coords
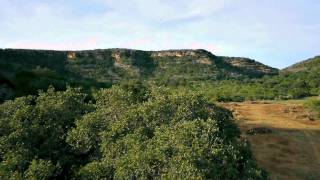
[194,70,320,102]
[1,48,319,103]
[0,48,279,101]
[283,56,320,72]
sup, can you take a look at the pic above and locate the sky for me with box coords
[0,0,319,68]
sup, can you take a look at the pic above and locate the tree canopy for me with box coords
[0,85,267,179]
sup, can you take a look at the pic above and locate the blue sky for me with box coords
[0,0,319,68]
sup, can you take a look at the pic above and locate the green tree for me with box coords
[0,87,92,179]
[68,87,267,179]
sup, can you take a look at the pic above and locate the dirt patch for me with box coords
[223,101,320,180]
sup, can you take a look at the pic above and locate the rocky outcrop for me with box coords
[150,49,213,58]
[67,52,76,60]
[194,58,212,65]
[222,57,279,75]
[111,52,121,63]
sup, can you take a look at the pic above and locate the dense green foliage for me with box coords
[187,56,320,102]
[0,87,92,179]
[0,86,267,179]
[194,69,320,102]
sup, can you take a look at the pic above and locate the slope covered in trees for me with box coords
[283,56,320,72]
[191,56,320,102]
[0,85,267,179]
[1,48,319,103]
[0,48,278,101]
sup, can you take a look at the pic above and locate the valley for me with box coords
[0,48,319,179]
[1,1,319,179]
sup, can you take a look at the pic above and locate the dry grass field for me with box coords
[223,100,320,180]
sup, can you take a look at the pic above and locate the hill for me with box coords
[283,56,320,72]
[0,48,278,99]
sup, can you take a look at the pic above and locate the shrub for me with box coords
[305,99,320,118]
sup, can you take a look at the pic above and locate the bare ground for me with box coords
[223,101,320,180]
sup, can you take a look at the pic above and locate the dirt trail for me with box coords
[223,102,320,180]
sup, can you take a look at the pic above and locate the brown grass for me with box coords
[223,101,320,180]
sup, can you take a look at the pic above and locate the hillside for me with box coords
[0,48,278,99]
[220,56,278,75]
[283,56,320,72]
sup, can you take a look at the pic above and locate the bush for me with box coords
[305,99,320,118]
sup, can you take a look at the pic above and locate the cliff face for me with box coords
[59,49,278,76]
[150,49,212,58]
